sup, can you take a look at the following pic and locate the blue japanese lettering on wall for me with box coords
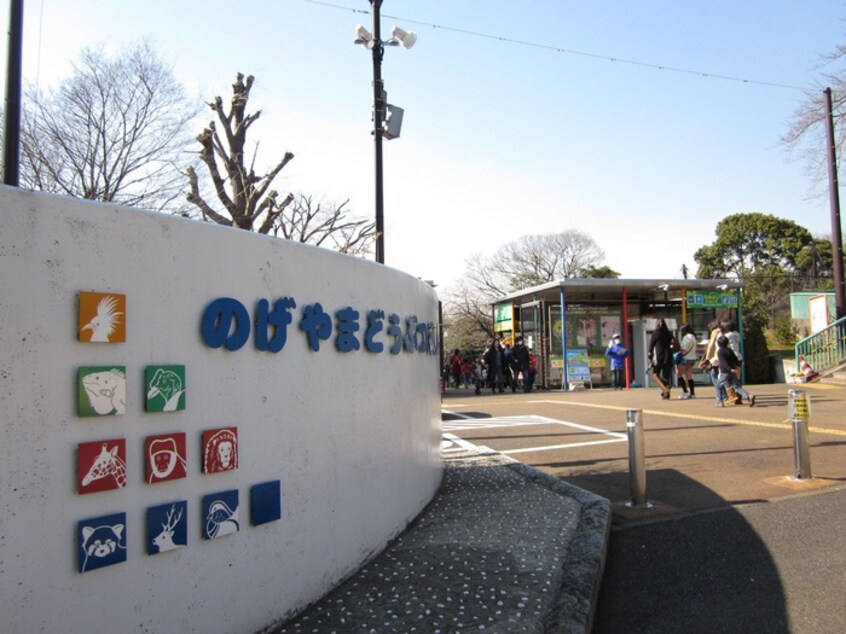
[201,297,439,357]
[255,297,296,353]
[415,320,429,353]
[299,303,333,352]
[365,309,385,353]
[202,298,250,351]
[387,313,403,355]
[404,316,418,352]
[335,307,361,352]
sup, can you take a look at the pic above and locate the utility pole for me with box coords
[824,87,846,319]
[370,0,386,264]
[3,0,23,186]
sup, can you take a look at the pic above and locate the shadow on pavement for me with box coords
[565,469,790,633]
[441,410,493,420]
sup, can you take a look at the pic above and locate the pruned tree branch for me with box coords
[188,72,295,233]
[187,73,375,255]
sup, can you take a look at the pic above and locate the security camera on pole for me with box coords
[354,2,416,264]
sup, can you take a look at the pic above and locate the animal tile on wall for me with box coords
[145,433,187,484]
[202,490,240,539]
[78,512,127,573]
[145,365,186,412]
[78,366,127,417]
[78,291,126,343]
[147,501,188,555]
[202,427,238,474]
[78,439,127,494]
[251,480,282,526]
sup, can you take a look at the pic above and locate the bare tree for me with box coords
[441,278,496,355]
[783,46,846,190]
[187,73,295,232]
[444,278,495,332]
[21,41,198,213]
[465,230,606,296]
[187,73,376,254]
[442,230,605,346]
[274,195,376,256]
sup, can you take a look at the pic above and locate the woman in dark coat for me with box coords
[483,340,505,393]
[648,318,674,399]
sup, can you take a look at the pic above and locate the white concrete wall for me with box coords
[0,187,442,633]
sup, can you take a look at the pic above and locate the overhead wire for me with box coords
[304,0,806,92]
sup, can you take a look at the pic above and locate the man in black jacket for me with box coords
[511,337,531,392]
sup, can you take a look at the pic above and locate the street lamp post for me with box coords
[3,0,24,186]
[356,2,415,265]
[370,0,386,264]
[824,87,846,319]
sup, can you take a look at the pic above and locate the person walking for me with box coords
[605,333,629,390]
[722,320,745,393]
[648,318,674,399]
[461,358,473,389]
[716,335,755,407]
[676,323,698,399]
[472,355,485,395]
[449,349,463,389]
[502,343,514,391]
[701,319,726,405]
[483,340,505,394]
[527,349,538,392]
[722,320,742,361]
[511,337,532,393]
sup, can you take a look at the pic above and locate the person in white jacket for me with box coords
[675,323,699,399]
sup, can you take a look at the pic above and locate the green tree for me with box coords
[695,213,818,375]
[795,237,837,287]
[582,265,620,278]
[742,265,797,329]
[742,309,773,384]
[694,213,813,279]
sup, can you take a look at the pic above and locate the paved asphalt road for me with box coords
[442,382,846,633]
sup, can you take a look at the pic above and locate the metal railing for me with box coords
[795,316,846,376]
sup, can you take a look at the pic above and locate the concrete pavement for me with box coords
[267,382,846,632]
[264,448,610,633]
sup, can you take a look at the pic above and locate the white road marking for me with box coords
[441,432,482,453]
[441,412,626,455]
[502,436,627,455]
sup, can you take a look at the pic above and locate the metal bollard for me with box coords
[626,409,651,508]
[787,389,813,479]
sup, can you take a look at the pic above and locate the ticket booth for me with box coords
[492,279,744,390]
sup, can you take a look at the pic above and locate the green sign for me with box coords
[686,290,738,308]
[145,365,187,412]
[494,303,512,324]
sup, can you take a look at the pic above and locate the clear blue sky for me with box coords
[3,1,845,291]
